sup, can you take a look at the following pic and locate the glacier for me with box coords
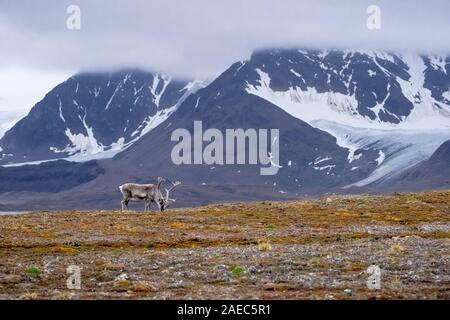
[312,119,450,187]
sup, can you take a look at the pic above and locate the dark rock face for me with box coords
[388,139,450,191]
[0,160,104,193]
[423,56,450,105]
[0,70,193,164]
[429,139,450,163]
[242,49,417,123]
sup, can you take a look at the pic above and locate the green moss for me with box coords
[25,267,41,277]
[228,265,246,276]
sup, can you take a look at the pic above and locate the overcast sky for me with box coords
[1,0,450,114]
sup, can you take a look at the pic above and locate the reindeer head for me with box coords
[159,181,181,210]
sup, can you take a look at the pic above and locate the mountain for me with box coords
[0,87,368,210]
[0,48,449,210]
[243,49,450,129]
[0,70,203,165]
[102,49,450,190]
[384,139,450,191]
[0,109,29,139]
[230,49,450,187]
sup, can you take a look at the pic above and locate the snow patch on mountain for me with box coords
[177,80,207,108]
[246,69,368,128]
[132,104,178,138]
[395,54,450,129]
[48,101,179,161]
[428,55,448,74]
[105,79,124,110]
[443,90,450,101]
[309,156,336,175]
[150,73,171,107]
[50,125,104,156]
[375,150,385,166]
[246,52,450,130]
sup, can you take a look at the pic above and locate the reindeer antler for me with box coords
[164,181,181,193]
[164,181,181,202]
[155,177,166,200]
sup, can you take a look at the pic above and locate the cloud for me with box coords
[1,0,450,79]
[0,67,69,112]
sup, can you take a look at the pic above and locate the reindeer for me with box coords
[158,181,181,211]
[119,177,165,212]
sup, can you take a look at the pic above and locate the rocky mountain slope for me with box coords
[0,70,203,165]
[385,139,450,191]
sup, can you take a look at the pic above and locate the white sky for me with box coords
[0,68,69,112]
[1,0,449,118]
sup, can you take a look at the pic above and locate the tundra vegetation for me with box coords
[0,190,448,299]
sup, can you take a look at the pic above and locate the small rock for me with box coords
[64,240,81,247]
[114,273,128,282]
[248,265,257,274]
[172,280,184,288]
[214,264,228,271]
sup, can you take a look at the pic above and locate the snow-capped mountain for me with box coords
[0,70,205,165]
[106,48,450,192]
[234,49,450,185]
[244,49,450,129]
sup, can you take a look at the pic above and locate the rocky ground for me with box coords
[0,191,449,299]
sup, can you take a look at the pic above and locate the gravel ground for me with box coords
[0,190,449,299]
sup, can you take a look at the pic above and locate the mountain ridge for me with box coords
[0,69,205,165]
